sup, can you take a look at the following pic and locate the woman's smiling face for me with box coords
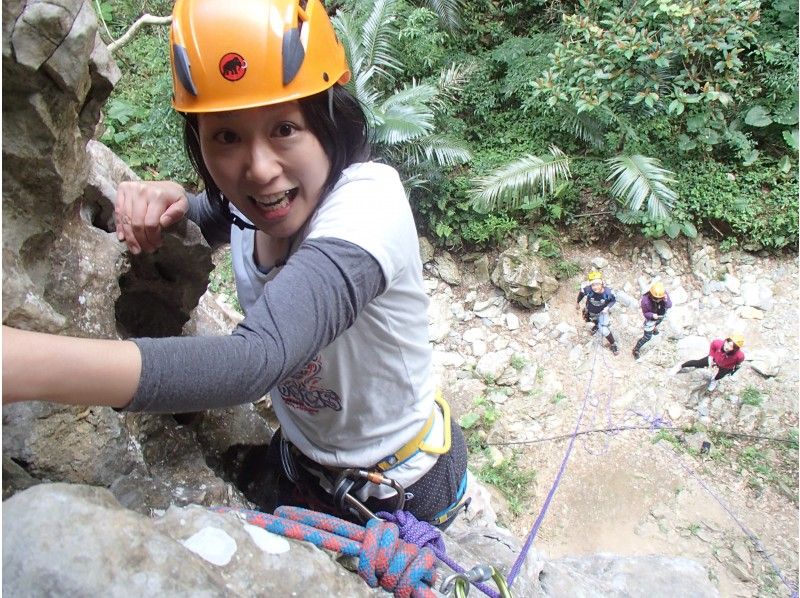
[198,102,331,238]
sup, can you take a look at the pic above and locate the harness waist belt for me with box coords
[375,391,451,472]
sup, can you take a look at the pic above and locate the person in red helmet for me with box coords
[3,0,468,528]
[670,335,746,391]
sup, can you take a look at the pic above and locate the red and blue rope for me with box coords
[214,506,437,598]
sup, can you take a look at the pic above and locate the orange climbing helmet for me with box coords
[649,281,666,299]
[170,0,351,113]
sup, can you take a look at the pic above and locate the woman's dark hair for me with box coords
[182,84,370,225]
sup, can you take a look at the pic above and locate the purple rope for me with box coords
[641,416,799,597]
[378,511,502,598]
[506,336,603,586]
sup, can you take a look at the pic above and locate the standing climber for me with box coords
[632,281,672,359]
[669,335,746,391]
[576,270,619,355]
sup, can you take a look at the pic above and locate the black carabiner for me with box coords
[332,468,406,523]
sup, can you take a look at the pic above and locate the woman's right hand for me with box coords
[115,181,189,254]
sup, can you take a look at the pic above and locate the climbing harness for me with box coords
[279,392,458,527]
[377,392,453,471]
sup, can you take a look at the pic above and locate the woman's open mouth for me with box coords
[250,188,298,219]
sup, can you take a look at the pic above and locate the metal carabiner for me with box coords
[440,572,471,598]
[440,565,513,598]
[333,468,406,523]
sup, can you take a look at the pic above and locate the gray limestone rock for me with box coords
[491,246,560,308]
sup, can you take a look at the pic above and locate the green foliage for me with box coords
[653,429,681,447]
[99,10,196,185]
[477,452,536,516]
[787,429,799,452]
[606,155,677,220]
[208,250,242,314]
[740,385,763,407]
[459,396,500,430]
[332,0,472,193]
[532,0,761,156]
[550,259,581,280]
[672,161,798,250]
[509,354,527,371]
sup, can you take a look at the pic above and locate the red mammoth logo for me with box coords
[219,52,247,81]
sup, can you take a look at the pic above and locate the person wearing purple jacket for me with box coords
[632,281,672,359]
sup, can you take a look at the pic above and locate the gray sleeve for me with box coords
[125,237,386,413]
[185,191,231,248]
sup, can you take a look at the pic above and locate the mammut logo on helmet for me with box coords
[219,53,247,81]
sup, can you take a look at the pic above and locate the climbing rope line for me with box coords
[579,337,619,456]
[505,334,605,586]
[640,415,799,598]
[487,426,795,447]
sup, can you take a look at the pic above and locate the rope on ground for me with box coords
[214,505,437,598]
[638,414,799,597]
[487,426,795,447]
[505,334,605,586]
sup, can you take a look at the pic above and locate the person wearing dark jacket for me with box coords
[632,281,672,359]
[576,270,619,355]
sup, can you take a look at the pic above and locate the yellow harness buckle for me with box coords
[376,391,452,471]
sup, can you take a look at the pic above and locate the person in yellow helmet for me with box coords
[3,0,468,528]
[669,335,746,391]
[576,271,619,355]
[632,281,672,359]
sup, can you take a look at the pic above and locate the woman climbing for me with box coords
[3,0,468,528]
[669,335,746,391]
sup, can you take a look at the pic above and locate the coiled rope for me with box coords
[214,505,437,598]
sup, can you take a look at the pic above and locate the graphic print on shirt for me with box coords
[278,356,342,414]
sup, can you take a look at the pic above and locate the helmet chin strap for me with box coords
[221,196,258,230]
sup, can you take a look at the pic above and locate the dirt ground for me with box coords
[437,238,799,597]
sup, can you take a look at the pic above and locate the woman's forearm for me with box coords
[2,326,141,408]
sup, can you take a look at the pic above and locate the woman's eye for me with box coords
[213,130,239,144]
[275,123,296,138]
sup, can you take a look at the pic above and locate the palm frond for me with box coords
[470,146,572,212]
[361,0,403,77]
[381,82,437,110]
[434,62,477,108]
[401,134,472,167]
[423,0,465,32]
[606,154,678,220]
[561,107,607,149]
[332,12,366,77]
[373,104,435,144]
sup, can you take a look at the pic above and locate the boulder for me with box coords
[491,246,559,309]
